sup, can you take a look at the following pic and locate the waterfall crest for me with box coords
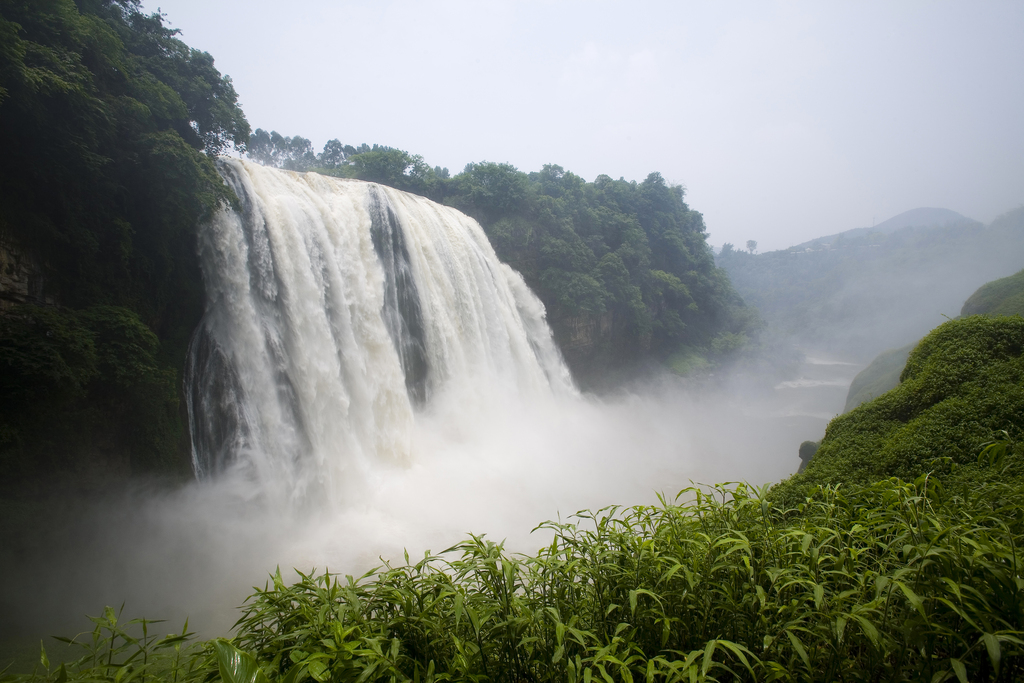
[185,159,574,505]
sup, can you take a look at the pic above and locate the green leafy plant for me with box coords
[6,474,1024,682]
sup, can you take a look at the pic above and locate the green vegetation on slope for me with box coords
[843,342,915,412]
[962,268,1024,317]
[774,315,1024,507]
[844,267,1024,414]
[0,0,248,476]
[445,163,757,378]
[7,477,1024,682]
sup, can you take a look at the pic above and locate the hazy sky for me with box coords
[149,0,1024,251]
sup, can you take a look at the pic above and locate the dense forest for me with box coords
[717,207,1024,360]
[0,0,754,479]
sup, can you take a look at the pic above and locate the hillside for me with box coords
[843,266,1024,412]
[962,267,1024,317]
[842,342,915,412]
[716,207,1024,359]
[791,207,970,250]
[773,315,1024,506]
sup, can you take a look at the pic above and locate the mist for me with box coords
[717,208,1024,362]
[0,355,856,641]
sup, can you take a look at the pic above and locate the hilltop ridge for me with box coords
[789,207,974,251]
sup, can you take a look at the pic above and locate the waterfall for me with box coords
[185,159,574,505]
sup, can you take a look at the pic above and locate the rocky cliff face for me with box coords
[0,235,51,311]
[549,310,628,387]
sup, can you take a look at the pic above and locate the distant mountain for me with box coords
[716,206,1024,360]
[792,208,975,251]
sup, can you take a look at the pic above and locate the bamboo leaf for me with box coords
[213,639,270,683]
[982,632,1001,675]
[280,664,308,683]
[951,658,967,683]
[786,630,811,670]
[307,660,328,682]
[895,580,928,620]
[701,639,716,677]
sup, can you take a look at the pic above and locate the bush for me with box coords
[773,315,1024,506]
[12,477,1024,682]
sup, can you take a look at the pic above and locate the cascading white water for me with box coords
[185,159,574,506]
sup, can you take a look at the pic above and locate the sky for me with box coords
[148,0,1024,252]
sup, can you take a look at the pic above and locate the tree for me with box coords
[0,0,248,475]
[319,139,346,168]
[746,240,758,254]
[246,129,316,170]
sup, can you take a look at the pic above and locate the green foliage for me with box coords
[0,304,182,475]
[13,606,211,683]
[843,342,916,412]
[774,316,1024,506]
[962,267,1024,317]
[11,477,1024,682]
[666,346,712,376]
[0,0,249,475]
[247,129,318,171]
[340,148,441,199]
[250,137,452,201]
